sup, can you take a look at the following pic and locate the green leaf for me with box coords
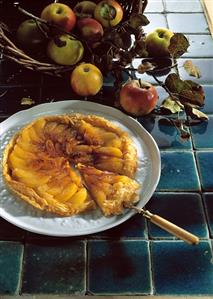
[161,96,183,113]
[165,74,205,108]
[168,33,190,57]
[129,14,150,29]
[183,60,201,78]
[180,81,205,107]
[21,97,35,105]
[165,73,188,93]
[190,108,209,120]
[180,89,204,107]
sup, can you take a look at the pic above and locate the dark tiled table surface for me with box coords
[0,0,213,296]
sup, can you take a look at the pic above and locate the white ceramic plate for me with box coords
[0,100,161,236]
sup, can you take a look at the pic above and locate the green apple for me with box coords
[16,19,46,49]
[47,34,84,66]
[145,27,174,57]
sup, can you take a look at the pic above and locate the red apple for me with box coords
[120,80,158,116]
[41,3,76,32]
[77,18,104,42]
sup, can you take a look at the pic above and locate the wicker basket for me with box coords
[0,0,148,77]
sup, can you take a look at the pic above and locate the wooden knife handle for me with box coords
[150,214,199,245]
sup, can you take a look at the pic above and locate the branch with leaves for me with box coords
[0,3,208,137]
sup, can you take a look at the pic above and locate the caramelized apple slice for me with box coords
[9,152,28,169]
[78,120,105,145]
[28,126,43,143]
[95,156,123,174]
[20,128,31,143]
[33,118,46,135]
[55,183,78,202]
[13,168,51,188]
[68,187,87,204]
[17,137,39,153]
[13,144,36,160]
[93,147,123,158]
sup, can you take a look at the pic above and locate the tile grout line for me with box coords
[17,241,25,295]
[201,193,212,239]
[85,239,89,295]
[148,240,155,296]
[185,123,212,240]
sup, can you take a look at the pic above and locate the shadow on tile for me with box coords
[203,193,213,237]
[88,240,151,295]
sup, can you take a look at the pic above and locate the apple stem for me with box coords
[35,19,49,39]
[139,78,143,88]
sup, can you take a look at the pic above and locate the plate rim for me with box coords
[0,100,161,236]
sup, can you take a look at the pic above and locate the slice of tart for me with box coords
[77,164,140,216]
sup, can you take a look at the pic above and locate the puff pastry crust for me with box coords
[2,114,139,216]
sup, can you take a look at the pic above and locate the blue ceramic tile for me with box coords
[178,59,213,84]
[196,151,213,191]
[183,35,213,58]
[0,241,23,294]
[201,85,213,114]
[151,240,213,295]
[164,0,203,12]
[92,214,147,238]
[203,193,213,237]
[191,116,213,149]
[157,151,200,191]
[138,116,192,150]
[167,13,209,34]
[0,217,25,240]
[144,14,168,34]
[22,241,86,294]
[146,192,208,239]
[88,240,151,295]
[145,0,164,13]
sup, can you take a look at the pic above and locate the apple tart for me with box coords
[2,114,140,216]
